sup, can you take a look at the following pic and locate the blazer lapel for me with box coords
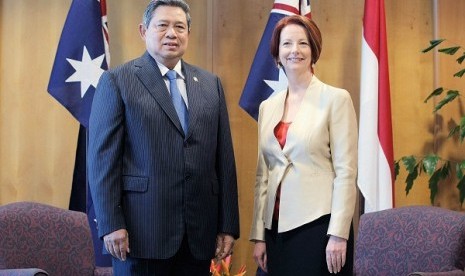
[270,91,287,128]
[265,90,289,153]
[284,76,322,152]
[134,52,185,135]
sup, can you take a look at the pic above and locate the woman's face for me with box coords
[278,24,312,74]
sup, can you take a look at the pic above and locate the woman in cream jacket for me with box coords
[250,15,357,275]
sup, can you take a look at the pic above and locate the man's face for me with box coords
[139,6,189,68]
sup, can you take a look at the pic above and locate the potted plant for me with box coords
[395,39,465,204]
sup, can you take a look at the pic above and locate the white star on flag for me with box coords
[264,67,288,94]
[65,46,105,98]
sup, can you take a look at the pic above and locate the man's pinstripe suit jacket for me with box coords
[88,52,240,260]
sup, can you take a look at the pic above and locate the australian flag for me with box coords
[47,0,111,267]
[48,0,109,127]
[239,0,311,120]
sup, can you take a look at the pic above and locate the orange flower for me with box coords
[235,264,247,276]
[210,255,246,276]
[210,259,222,276]
[221,258,230,276]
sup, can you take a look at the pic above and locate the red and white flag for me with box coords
[358,0,394,213]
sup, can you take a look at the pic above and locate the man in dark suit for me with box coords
[87,1,240,275]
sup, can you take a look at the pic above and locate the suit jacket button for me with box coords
[183,141,189,148]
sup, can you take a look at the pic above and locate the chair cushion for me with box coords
[0,202,96,275]
[354,206,465,275]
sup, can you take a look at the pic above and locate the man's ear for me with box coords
[139,24,146,40]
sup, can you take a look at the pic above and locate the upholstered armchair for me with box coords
[0,201,112,276]
[354,205,465,276]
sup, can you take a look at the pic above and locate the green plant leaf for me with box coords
[424,87,444,103]
[405,164,419,195]
[428,163,450,204]
[453,68,465,77]
[457,175,465,205]
[440,161,451,177]
[394,160,400,180]
[448,125,460,138]
[401,156,417,173]
[457,53,465,64]
[402,156,420,195]
[457,160,465,179]
[428,170,441,204]
[423,155,439,176]
[422,39,445,53]
[433,90,459,112]
[418,39,465,205]
[461,116,465,143]
[438,46,461,55]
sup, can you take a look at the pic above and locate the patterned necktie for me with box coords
[166,70,188,134]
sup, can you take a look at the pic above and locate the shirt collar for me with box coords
[157,61,185,80]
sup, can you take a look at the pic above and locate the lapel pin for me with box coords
[193,76,198,82]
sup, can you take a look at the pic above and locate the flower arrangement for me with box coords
[210,255,246,276]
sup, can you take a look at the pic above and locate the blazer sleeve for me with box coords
[249,102,269,242]
[327,90,358,239]
[87,71,127,239]
[215,76,240,238]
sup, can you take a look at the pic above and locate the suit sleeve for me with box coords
[327,90,358,239]
[88,71,126,239]
[215,77,240,239]
[249,102,269,242]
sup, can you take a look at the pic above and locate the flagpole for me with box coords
[432,0,439,153]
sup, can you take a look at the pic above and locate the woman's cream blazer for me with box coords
[250,76,358,241]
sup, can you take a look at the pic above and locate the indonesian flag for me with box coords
[357,0,394,213]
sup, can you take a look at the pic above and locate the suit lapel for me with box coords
[134,52,185,136]
[182,62,202,141]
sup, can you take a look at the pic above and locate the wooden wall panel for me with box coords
[387,0,434,207]
[390,0,465,210]
[0,0,78,207]
[212,0,274,271]
[1,0,464,273]
[433,0,465,210]
[106,1,147,65]
[311,0,364,113]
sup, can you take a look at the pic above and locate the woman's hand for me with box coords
[325,235,347,274]
[253,241,268,272]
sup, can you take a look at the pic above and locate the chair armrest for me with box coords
[0,268,49,276]
[409,269,465,276]
[94,266,113,276]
